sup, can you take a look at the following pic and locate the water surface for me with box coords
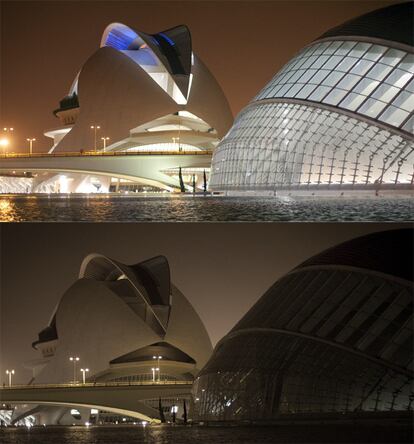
[0,195,412,222]
[1,424,412,444]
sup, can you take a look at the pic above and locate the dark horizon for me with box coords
[1,0,399,153]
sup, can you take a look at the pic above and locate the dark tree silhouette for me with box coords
[158,397,166,423]
[183,399,188,424]
[203,169,207,193]
[178,167,185,192]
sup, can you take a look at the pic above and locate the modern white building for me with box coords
[12,254,212,425]
[0,23,232,194]
[210,3,414,196]
[35,23,233,193]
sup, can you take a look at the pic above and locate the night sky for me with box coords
[1,0,399,153]
[0,222,409,383]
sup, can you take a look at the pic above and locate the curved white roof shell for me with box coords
[52,23,232,153]
[32,254,212,385]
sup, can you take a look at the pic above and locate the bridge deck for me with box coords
[1,150,212,159]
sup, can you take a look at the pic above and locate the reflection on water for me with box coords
[0,424,412,444]
[0,199,21,222]
[0,195,412,222]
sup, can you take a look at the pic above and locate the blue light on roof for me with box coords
[105,26,138,50]
[159,33,175,46]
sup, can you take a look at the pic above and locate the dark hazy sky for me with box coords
[1,0,399,152]
[1,222,408,383]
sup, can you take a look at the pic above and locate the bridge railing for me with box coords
[0,150,212,159]
[1,380,192,390]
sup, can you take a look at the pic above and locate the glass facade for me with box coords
[255,41,413,131]
[192,233,413,421]
[211,102,413,189]
[210,39,414,192]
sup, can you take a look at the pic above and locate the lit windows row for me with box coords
[255,40,414,132]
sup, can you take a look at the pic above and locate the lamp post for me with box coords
[151,367,159,383]
[80,368,89,384]
[5,370,15,387]
[172,137,181,152]
[152,355,162,381]
[101,137,109,152]
[69,357,80,383]
[90,125,101,152]
[26,138,36,155]
[2,128,14,155]
[0,138,9,156]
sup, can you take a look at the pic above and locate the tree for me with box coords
[183,399,188,424]
[203,169,207,193]
[178,167,185,193]
[158,397,166,423]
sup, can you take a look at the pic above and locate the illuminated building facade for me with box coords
[210,3,414,195]
[0,23,233,194]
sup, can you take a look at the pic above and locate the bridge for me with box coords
[0,381,192,423]
[0,150,212,191]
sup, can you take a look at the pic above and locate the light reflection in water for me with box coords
[0,199,20,222]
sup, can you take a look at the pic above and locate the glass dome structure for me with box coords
[192,229,414,421]
[210,3,414,194]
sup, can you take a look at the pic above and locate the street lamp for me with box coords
[90,125,101,152]
[69,357,80,383]
[151,367,159,383]
[80,368,89,384]
[101,137,110,152]
[26,138,36,155]
[5,370,15,387]
[0,137,9,156]
[152,355,162,381]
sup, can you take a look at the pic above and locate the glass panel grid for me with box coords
[254,40,413,132]
[192,269,413,421]
[210,102,414,191]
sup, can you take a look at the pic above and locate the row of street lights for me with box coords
[69,356,89,384]
[5,369,15,387]
[90,125,110,151]
[1,126,110,155]
[1,128,36,155]
[152,355,162,382]
[4,355,164,387]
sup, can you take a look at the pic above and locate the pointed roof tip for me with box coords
[80,253,171,306]
[100,22,193,99]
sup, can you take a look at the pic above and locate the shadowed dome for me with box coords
[192,228,413,422]
[319,2,414,47]
[298,228,414,281]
